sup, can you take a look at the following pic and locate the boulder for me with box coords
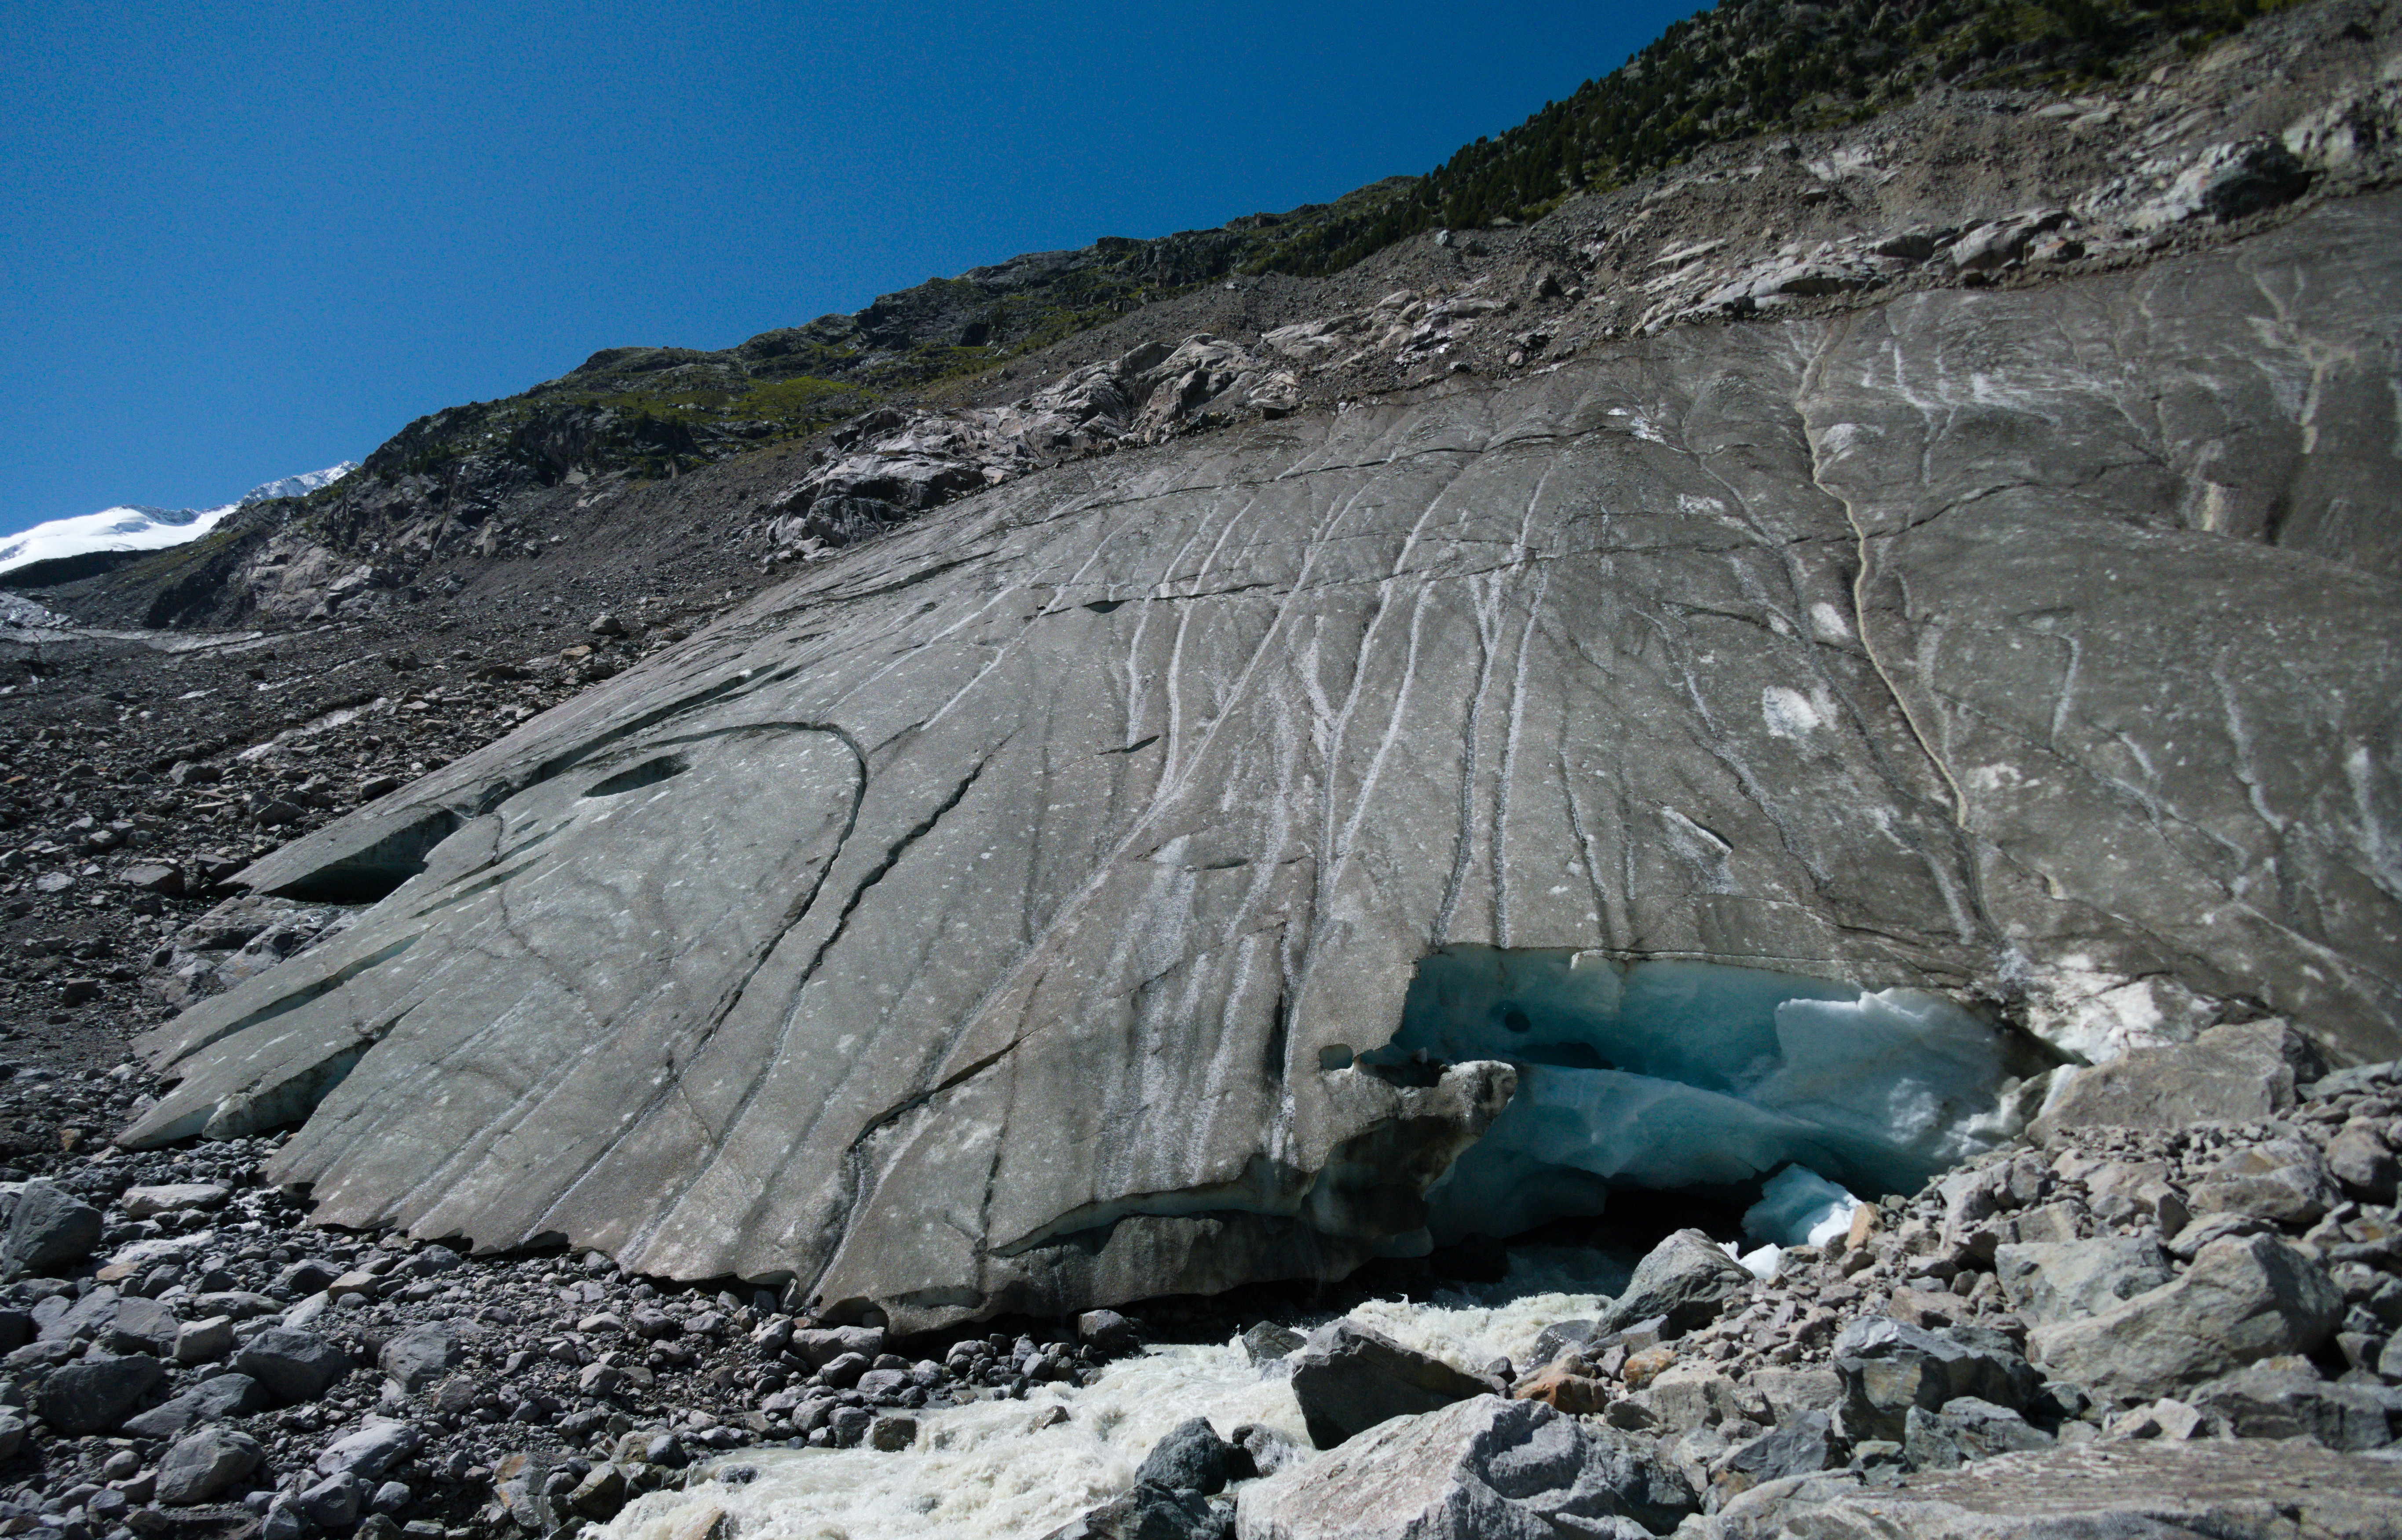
[1713,1410,1839,1500]
[119,1183,228,1218]
[0,1181,103,1279]
[1992,1237,2173,1323]
[2028,1233,2341,1402]
[1703,1438,2402,1538]
[1238,1395,1693,1540]
[1901,1397,2052,1470]
[34,1351,166,1434]
[2325,1121,2399,1202]
[1831,1320,2040,1442]
[378,1321,463,1391]
[316,1418,420,1478]
[1042,1481,1223,1540]
[2030,1022,2319,1142]
[233,1326,350,1403]
[107,1294,180,1356]
[121,1372,268,1438]
[1287,1322,1491,1449]
[2188,1359,2400,1450]
[1137,1417,1238,1496]
[2191,1139,2340,1225]
[155,1425,265,1505]
[1604,1229,1753,1335]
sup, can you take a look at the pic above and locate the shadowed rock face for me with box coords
[121,198,2400,1328]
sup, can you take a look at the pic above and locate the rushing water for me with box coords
[599,1249,1638,1540]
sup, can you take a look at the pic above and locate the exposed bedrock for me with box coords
[120,198,2401,1328]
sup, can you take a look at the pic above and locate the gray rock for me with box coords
[1137,1418,1236,1496]
[790,1326,884,1367]
[232,1326,349,1403]
[1831,1320,2040,1442]
[107,1295,179,1356]
[118,201,2402,1324]
[2029,1232,2342,1401]
[2325,1121,2399,1203]
[1241,1323,1303,1366]
[34,1351,165,1433]
[1605,1229,1753,1335]
[2030,1021,2321,1141]
[1901,1397,2052,1470]
[1992,1237,2173,1323]
[1714,1409,1839,1499]
[854,1367,911,1400]
[1042,1480,1226,1540]
[121,1370,267,1438]
[118,1183,229,1218]
[377,1321,461,1391]
[1287,1322,1492,1449]
[316,1417,419,1478]
[0,1412,23,1462]
[0,1182,102,1279]
[173,1314,234,1364]
[2191,1138,2341,1225]
[156,1426,265,1504]
[1701,1438,2402,1538]
[297,1469,365,1529]
[1078,1310,1138,1357]
[1231,1423,1302,1479]
[1238,1394,1683,1539]
[2189,1359,2400,1451]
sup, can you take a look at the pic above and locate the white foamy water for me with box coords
[599,1263,1631,1540]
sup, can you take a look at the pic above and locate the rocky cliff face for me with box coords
[114,188,2400,1327]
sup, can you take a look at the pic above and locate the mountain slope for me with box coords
[0,462,355,583]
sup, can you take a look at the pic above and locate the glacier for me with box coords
[0,461,355,578]
[1372,947,2029,1247]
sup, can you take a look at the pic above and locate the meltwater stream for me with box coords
[598,1257,1638,1540]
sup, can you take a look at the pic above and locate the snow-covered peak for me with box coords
[0,461,356,578]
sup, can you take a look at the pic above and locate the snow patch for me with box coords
[0,463,354,577]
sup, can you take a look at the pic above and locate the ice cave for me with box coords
[1362,947,2037,1254]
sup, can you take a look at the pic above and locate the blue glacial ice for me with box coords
[1364,947,2025,1244]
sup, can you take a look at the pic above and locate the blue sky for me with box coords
[1,0,1700,534]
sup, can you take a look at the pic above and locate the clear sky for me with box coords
[1,0,1701,535]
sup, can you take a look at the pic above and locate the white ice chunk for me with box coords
[1741,1163,1860,1248]
[1726,1240,1782,1280]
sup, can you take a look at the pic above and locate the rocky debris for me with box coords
[1603,1229,1755,1334]
[1287,1322,1495,1449]
[2028,1232,2344,1401]
[0,1183,101,1280]
[1238,1395,1680,1540]
[2030,1020,2322,1140]
[1694,1438,2402,1538]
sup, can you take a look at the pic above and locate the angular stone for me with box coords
[35,1351,166,1433]
[1239,1394,1692,1539]
[155,1425,264,1505]
[378,1321,462,1391]
[2326,1121,2399,1203]
[1135,1417,1236,1495]
[2029,1233,2342,1401]
[108,1294,180,1356]
[1604,1229,1753,1335]
[2189,1359,2400,1450]
[1040,1481,1221,1540]
[233,1326,350,1403]
[1992,1237,2174,1324]
[1,1181,103,1279]
[173,1314,235,1364]
[1902,1396,2053,1470]
[119,1183,228,1218]
[1288,1321,1492,1449]
[2030,1021,2321,1141]
[121,1372,268,1438]
[115,205,2402,1326]
[316,1418,419,1478]
[1715,1409,1839,1502]
[1831,1320,2040,1442]
[2191,1139,2341,1225]
[1706,1438,2402,1537]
